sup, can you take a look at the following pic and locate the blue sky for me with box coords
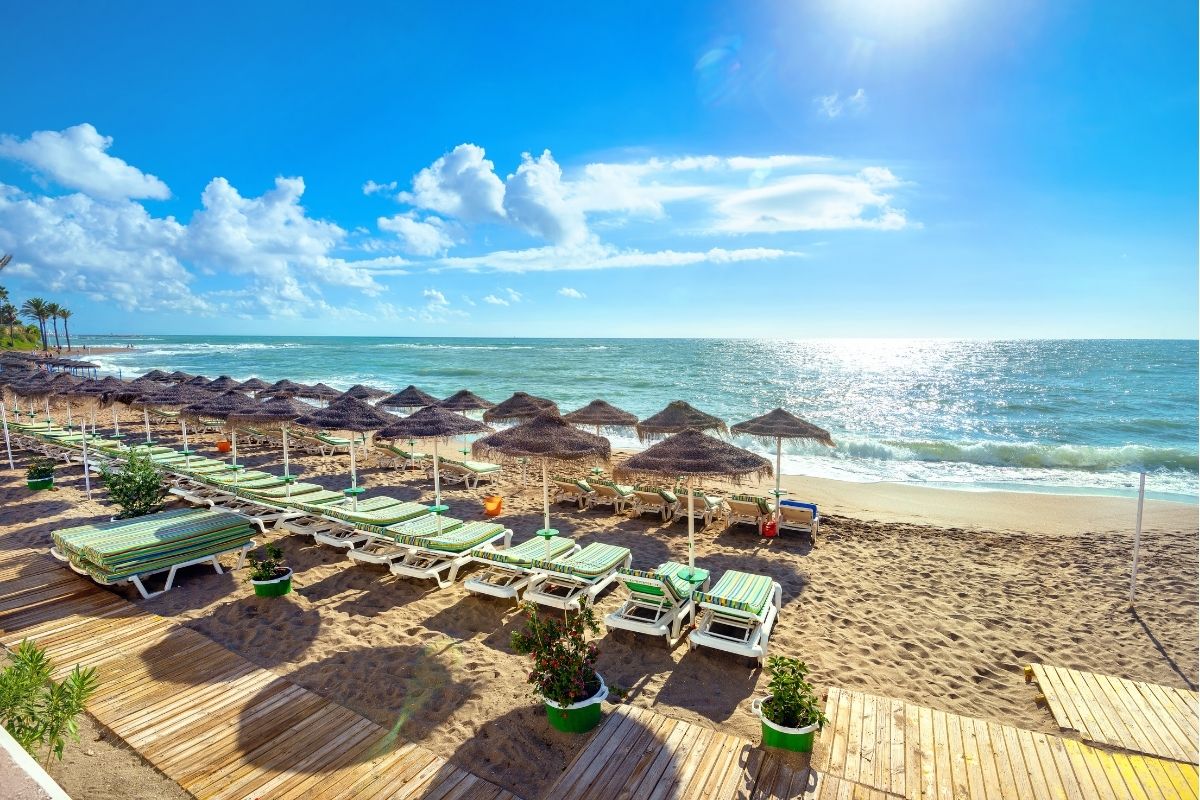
[0,1,1195,338]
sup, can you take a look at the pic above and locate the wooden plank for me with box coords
[902,698,921,800]
[928,708,955,800]
[916,700,939,800]
[1039,729,1086,800]
[647,725,716,800]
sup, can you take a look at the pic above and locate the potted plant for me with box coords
[510,599,607,733]
[25,458,56,490]
[99,451,167,518]
[248,544,292,597]
[751,656,828,752]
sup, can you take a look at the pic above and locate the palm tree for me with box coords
[58,307,73,351]
[20,297,51,351]
[0,303,16,346]
[0,254,10,272]
[46,302,62,350]
[0,284,7,306]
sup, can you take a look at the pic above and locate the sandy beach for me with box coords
[1,411,1196,799]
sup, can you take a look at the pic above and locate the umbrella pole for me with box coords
[44,396,50,421]
[1,401,13,470]
[80,429,91,500]
[112,406,120,437]
[687,476,696,576]
[433,439,442,507]
[282,423,290,477]
[143,408,151,443]
[232,429,238,466]
[349,441,359,511]
[66,400,72,428]
[775,437,783,520]
[181,419,190,466]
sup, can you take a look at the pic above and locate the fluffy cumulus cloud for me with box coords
[713,168,906,233]
[0,123,170,200]
[503,150,589,247]
[557,287,585,299]
[815,88,868,119]
[378,212,457,256]
[398,143,506,223]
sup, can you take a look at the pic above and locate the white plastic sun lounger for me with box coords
[778,500,820,541]
[688,569,782,665]
[462,535,580,600]
[604,562,711,646]
[629,489,678,522]
[347,515,465,566]
[591,482,635,513]
[552,478,596,510]
[523,542,633,611]
[388,522,512,588]
[311,500,430,549]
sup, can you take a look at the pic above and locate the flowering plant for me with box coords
[510,600,601,706]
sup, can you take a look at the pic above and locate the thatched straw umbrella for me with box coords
[635,400,727,442]
[439,389,495,413]
[140,369,171,381]
[483,392,558,423]
[731,408,835,512]
[562,399,639,433]
[378,405,493,524]
[59,380,115,498]
[228,395,312,492]
[166,370,193,383]
[295,397,398,503]
[181,390,260,466]
[205,375,243,392]
[238,377,271,394]
[379,385,438,411]
[474,410,611,557]
[136,383,213,463]
[265,378,306,396]
[185,375,212,388]
[341,383,388,403]
[299,382,340,406]
[616,429,771,579]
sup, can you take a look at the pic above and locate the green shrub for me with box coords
[760,656,827,730]
[25,458,56,481]
[510,600,601,705]
[247,544,288,582]
[0,640,98,762]
[99,451,167,518]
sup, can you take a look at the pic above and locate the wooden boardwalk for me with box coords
[1028,663,1199,764]
[818,686,1199,800]
[0,547,521,800]
[544,704,901,800]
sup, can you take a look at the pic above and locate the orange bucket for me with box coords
[483,495,503,517]
[216,440,232,453]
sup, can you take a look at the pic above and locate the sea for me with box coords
[74,336,1199,503]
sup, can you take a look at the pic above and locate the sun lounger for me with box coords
[777,500,819,541]
[630,489,678,522]
[462,535,580,599]
[592,481,635,513]
[432,458,502,489]
[605,562,711,645]
[347,515,465,565]
[673,489,727,527]
[373,441,429,470]
[388,522,512,587]
[50,508,257,599]
[205,490,304,533]
[726,495,773,534]
[689,569,782,665]
[523,542,633,611]
[552,478,596,510]
[310,500,431,549]
[312,432,365,456]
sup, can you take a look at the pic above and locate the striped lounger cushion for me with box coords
[472,536,576,567]
[618,561,697,603]
[529,543,630,579]
[324,501,429,526]
[284,491,350,509]
[396,522,506,552]
[375,515,465,542]
[244,482,327,499]
[692,570,773,616]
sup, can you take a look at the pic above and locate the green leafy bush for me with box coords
[0,639,98,762]
[760,656,827,729]
[25,458,56,481]
[510,600,601,705]
[247,543,288,582]
[99,451,167,518]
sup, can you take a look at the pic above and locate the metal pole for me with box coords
[231,429,238,465]
[112,405,120,437]
[181,418,190,466]
[775,437,783,520]
[143,408,151,443]
[432,438,442,507]
[282,423,290,477]
[0,402,13,470]
[1129,471,1146,607]
[542,459,551,533]
[687,476,696,574]
[80,429,92,500]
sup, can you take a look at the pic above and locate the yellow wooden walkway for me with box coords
[818,686,1199,800]
[0,547,521,800]
[544,704,901,800]
[1028,663,1199,765]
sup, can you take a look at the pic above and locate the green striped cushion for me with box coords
[530,542,630,579]
[284,490,349,509]
[77,529,255,580]
[53,510,253,568]
[324,501,429,525]
[379,443,428,459]
[458,460,501,473]
[244,482,326,499]
[730,494,771,514]
[692,570,773,616]
[376,515,464,542]
[596,481,634,497]
[472,535,575,567]
[397,521,506,552]
[617,561,698,602]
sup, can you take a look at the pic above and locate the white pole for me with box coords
[282,423,290,477]
[112,405,120,437]
[80,429,91,500]
[687,476,696,574]
[181,418,190,465]
[541,459,551,533]
[1,402,13,470]
[143,408,151,443]
[433,438,442,507]
[775,437,783,520]
[65,400,72,428]
[1129,471,1146,607]
[231,429,238,466]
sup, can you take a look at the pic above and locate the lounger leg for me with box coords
[130,575,153,599]
[211,555,224,575]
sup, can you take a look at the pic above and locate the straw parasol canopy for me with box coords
[730,408,835,447]
[180,390,260,422]
[562,399,639,430]
[635,400,727,441]
[300,382,341,402]
[166,370,194,383]
[341,383,389,402]
[228,395,314,480]
[140,369,171,381]
[134,383,211,408]
[617,430,772,576]
[238,377,271,392]
[483,391,558,423]
[185,375,212,388]
[294,395,397,432]
[205,375,243,391]
[265,378,305,395]
[379,385,438,410]
[439,389,495,412]
[377,404,493,441]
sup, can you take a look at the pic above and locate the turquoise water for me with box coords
[77,336,1199,502]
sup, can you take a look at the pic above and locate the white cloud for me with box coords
[378,212,457,256]
[815,89,868,119]
[482,294,508,306]
[362,179,397,196]
[420,241,801,273]
[399,143,506,223]
[713,168,905,233]
[0,123,170,201]
[503,150,589,247]
[505,288,522,302]
[422,288,448,306]
[557,287,586,299]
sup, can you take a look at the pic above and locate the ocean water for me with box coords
[76,336,1199,502]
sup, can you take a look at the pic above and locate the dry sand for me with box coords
[1,414,1196,799]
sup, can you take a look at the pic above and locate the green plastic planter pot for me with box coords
[27,477,53,491]
[251,568,293,598]
[543,674,608,733]
[752,698,820,752]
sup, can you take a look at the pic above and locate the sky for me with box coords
[0,1,1195,339]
